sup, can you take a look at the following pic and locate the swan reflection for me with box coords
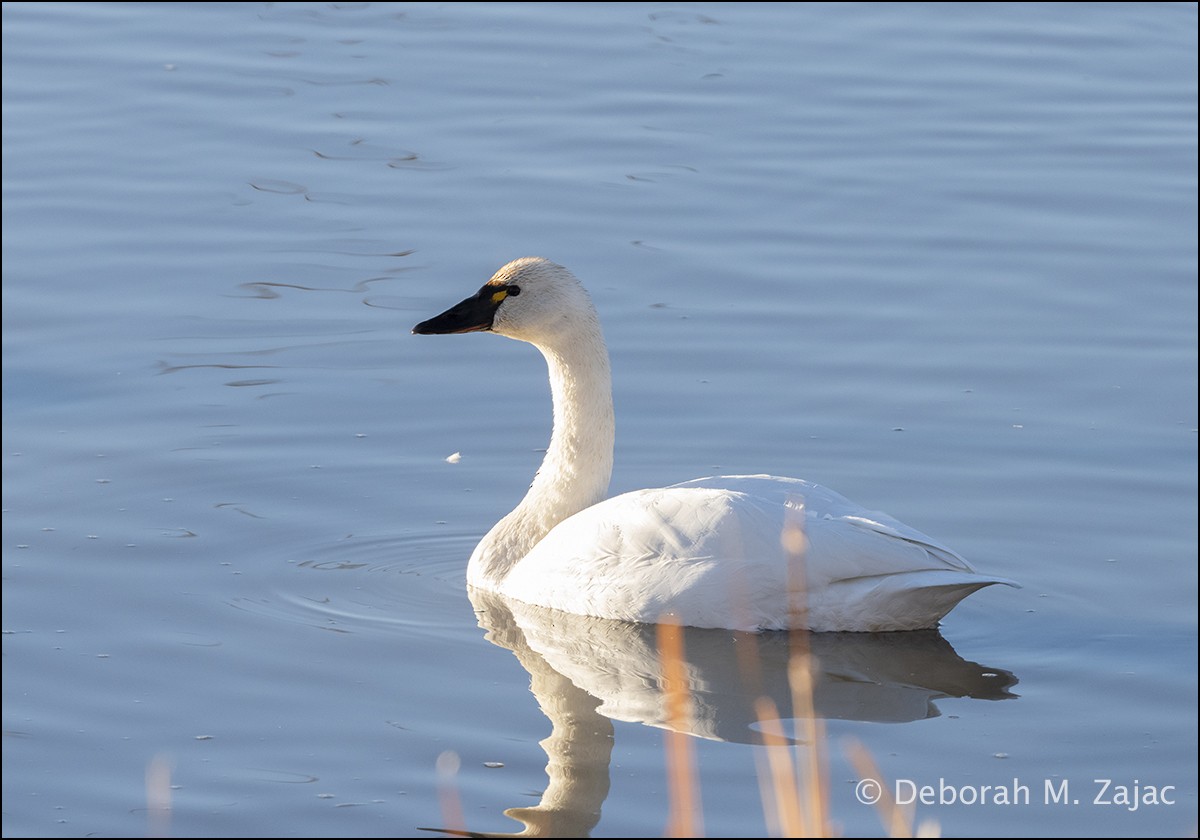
[449,589,1016,837]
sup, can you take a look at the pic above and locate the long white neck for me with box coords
[467,314,614,588]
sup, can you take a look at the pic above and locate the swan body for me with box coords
[414,257,1015,632]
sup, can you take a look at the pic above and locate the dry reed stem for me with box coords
[145,754,172,838]
[791,651,831,837]
[845,738,923,838]
[436,749,467,835]
[755,694,807,836]
[658,614,704,838]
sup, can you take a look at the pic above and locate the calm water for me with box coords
[3,3,1196,837]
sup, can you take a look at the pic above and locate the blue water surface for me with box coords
[3,3,1196,837]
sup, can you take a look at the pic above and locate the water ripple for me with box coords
[230,530,477,638]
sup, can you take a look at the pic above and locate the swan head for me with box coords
[412,257,598,345]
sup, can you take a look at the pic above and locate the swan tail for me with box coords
[806,572,1018,633]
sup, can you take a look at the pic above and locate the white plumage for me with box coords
[414,257,1015,631]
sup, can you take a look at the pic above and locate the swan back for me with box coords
[499,475,1016,632]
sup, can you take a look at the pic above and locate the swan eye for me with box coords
[507,285,521,297]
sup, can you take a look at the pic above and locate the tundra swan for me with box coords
[414,257,1015,631]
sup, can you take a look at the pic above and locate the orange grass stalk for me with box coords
[658,614,704,838]
[750,653,834,837]
[435,749,467,835]
[791,650,831,837]
[743,505,834,837]
[754,694,806,836]
[844,739,926,835]
[145,754,172,838]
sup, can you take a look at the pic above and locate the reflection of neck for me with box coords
[503,665,614,837]
[474,591,615,837]
[467,319,615,589]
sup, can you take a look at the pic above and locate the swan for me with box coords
[413,257,1016,632]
